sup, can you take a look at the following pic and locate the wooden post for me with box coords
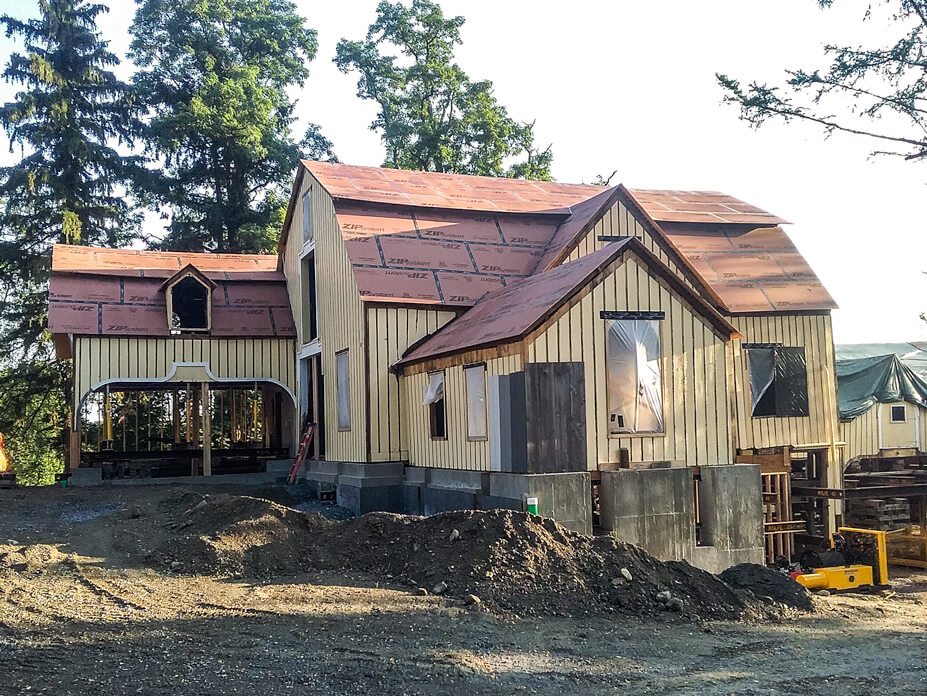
[172,389,180,444]
[192,387,201,447]
[185,386,192,443]
[202,382,211,477]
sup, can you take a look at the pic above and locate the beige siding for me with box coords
[367,306,457,461]
[404,355,523,470]
[72,336,296,412]
[730,314,839,453]
[562,199,696,291]
[527,252,731,470]
[842,402,925,461]
[281,172,366,462]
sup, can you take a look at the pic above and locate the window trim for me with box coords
[464,363,488,441]
[165,270,213,334]
[335,349,351,431]
[605,317,667,438]
[890,404,907,423]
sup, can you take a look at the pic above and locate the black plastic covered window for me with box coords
[747,346,809,418]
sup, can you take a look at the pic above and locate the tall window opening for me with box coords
[423,371,446,439]
[465,364,487,440]
[336,350,350,430]
[746,345,809,418]
[169,276,210,333]
[606,319,664,435]
[301,253,317,341]
[302,187,313,242]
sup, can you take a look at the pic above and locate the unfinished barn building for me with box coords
[49,161,860,571]
[275,161,849,570]
[48,246,300,483]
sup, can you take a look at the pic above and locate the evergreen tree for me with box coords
[335,0,553,179]
[130,0,325,253]
[0,0,141,481]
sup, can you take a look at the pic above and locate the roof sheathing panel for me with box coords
[334,201,561,307]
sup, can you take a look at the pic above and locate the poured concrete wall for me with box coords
[490,472,592,535]
[599,464,763,572]
[691,464,764,573]
[599,467,695,561]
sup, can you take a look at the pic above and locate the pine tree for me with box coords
[0,0,141,481]
[130,0,326,253]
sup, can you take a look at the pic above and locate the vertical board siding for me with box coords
[526,252,731,470]
[283,173,367,462]
[729,314,838,452]
[403,355,522,470]
[563,199,696,293]
[367,306,457,461]
[842,402,927,462]
[72,336,296,412]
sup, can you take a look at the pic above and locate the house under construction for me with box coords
[51,161,916,572]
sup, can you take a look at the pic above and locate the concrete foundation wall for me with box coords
[599,464,763,572]
[599,467,695,561]
[490,472,592,535]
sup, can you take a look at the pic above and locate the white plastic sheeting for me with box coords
[336,350,350,429]
[465,365,487,439]
[423,371,445,406]
[606,320,664,434]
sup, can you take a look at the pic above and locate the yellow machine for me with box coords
[795,527,889,592]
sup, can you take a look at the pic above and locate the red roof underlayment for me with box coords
[302,162,835,314]
[398,239,737,368]
[48,245,296,338]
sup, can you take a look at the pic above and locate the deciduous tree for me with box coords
[335,0,552,179]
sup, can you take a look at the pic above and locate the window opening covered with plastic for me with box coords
[423,371,446,439]
[606,319,664,434]
[465,364,487,440]
[336,350,351,430]
[747,345,809,418]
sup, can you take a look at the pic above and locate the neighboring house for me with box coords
[48,246,299,479]
[276,161,841,561]
[837,353,927,463]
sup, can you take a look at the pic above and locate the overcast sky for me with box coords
[1,0,924,345]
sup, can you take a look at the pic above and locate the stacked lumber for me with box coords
[846,498,911,531]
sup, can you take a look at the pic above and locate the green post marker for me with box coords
[526,496,539,515]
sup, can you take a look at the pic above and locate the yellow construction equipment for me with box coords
[794,527,889,592]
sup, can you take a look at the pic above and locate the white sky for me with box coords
[0,0,924,345]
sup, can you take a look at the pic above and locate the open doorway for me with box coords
[299,354,325,459]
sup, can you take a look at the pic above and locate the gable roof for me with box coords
[395,237,737,370]
[304,161,603,214]
[160,264,219,291]
[283,161,835,314]
[48,245,296,339]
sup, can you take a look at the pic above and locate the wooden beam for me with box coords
[202,382,211,477]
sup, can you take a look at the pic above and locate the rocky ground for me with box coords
[0,484,925,695]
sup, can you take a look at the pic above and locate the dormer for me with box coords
[161,265,217,334]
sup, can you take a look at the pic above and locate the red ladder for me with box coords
[287,420,316,484]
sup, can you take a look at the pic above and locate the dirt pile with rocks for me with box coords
[130,490,806,620]
[719,563,814,611]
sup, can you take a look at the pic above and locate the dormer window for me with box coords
[162,265,216,334]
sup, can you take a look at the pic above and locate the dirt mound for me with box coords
[719,563,814,611]
[148,492,331,576]
[145,494,752,619]
[0,544,61,572]
[306,510,748,619]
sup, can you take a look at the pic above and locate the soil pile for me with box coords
[719,563,813,611]
[143,492,764,619]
